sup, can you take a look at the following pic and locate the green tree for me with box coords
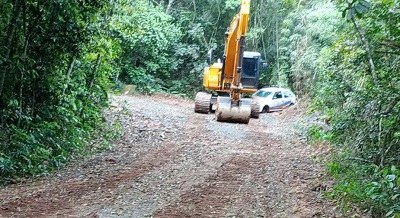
[0,0,113,182]
[311,0,400,216]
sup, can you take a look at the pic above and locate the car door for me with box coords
[252,90,273,111]
[283,91,293,107]
[271,91,284,110]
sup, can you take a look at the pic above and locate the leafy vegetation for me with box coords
[0,0,116,183]
[301,1,400,216]
[0,0,399,216]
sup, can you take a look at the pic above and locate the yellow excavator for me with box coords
[194,0,266,124]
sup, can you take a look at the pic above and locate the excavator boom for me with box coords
[223,0,250,93]
[215,0,253,123]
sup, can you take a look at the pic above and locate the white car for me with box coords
[252,87,296,113]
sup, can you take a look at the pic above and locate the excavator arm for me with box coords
[214,0,254,123]
[223,0,250,102]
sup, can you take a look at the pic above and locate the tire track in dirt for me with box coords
[0,144,182,217]
[150,131,300,217]
[151,102,339,217]
[153,155,274,217]
[94,105,244,217]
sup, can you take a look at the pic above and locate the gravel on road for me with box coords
[0,94,340,218]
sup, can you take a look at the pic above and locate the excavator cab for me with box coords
[241,51,266,89]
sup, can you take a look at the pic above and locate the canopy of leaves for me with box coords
[110,0,182,93]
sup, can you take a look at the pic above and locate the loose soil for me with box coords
[0,94,340,218]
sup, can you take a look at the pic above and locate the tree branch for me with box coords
[380,41,400,49]
[347,1,378,86]
[89,54,102,89]
[374,50,400,56]
[165,0,175,14]
[61,55,77,98]
[348,157,374,164]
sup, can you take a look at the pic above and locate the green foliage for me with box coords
[225,0,241,10]
[328,160,400,217]
[0,0,115,183]
[109,0,207,96]
[341,0,372,20]
[111,0,182,90]
[306,0,400,216]
[306,125,334,143]
[274,1,342,92]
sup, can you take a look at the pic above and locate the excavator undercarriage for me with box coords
[194,92,260,123]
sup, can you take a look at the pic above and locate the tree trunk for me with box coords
[17,70,24,127]
[17,0,28,127]
[62,56,77,98]
[276,20,280,78]
[89,54,102,89]
[192,0,196,22]
[165,0,175,14]
[0,0,22,98]
[350,14,378,86]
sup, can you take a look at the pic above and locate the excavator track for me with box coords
[194,92,212,114]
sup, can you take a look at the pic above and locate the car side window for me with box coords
[273,91,282,99]
[284,91,290,98]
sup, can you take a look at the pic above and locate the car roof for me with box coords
[258,87,291,92]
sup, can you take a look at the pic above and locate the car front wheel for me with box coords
[262,105,270,113]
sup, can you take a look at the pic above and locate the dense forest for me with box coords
[0,0,399,216]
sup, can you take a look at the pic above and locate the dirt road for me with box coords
[0,94,339,217]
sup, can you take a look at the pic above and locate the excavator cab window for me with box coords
[242,57,257,78]
[241,56,260,89]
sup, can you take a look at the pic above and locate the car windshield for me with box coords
[255,91,272,98]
